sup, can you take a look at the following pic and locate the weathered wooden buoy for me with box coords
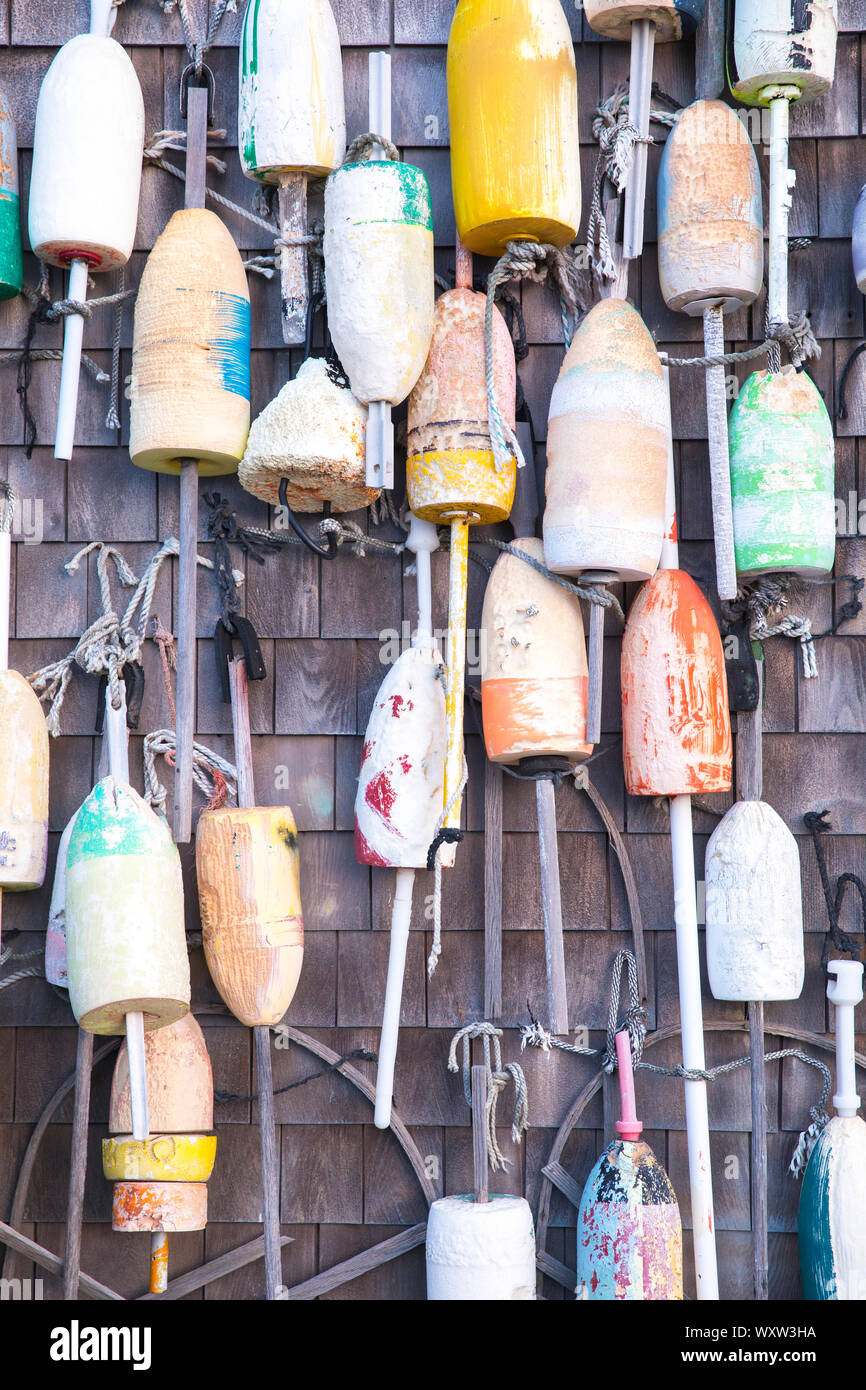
[196,805,303,1029]
[45,810,81,989]
[577,1029,683,1299]
[799,960,866,1300]
[584,1,704,260]
[324,52,434,491]
[481,537,590,766]
[705,799,804,1001]
[355,516,445,1127]
[105,1012,216,1295]
[238,357,375,513]
[728,368,836,578]
[426,1194,537,1300]
[853,185,866,295]
[0,87,22,301]
[544,299,669,582]
[65,778,190,1033]
[29,0,144,459]
[657,97,763,600]
[239,0,345,344]
[129,209,251,475]
[447,0,581,258]
[0,671,49,893]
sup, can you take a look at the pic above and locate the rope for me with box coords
[804,809,866,970]
[143,728,238,817]
[214,1047,378,1104]
[343,132,401,164]
[477,537,624,621]
[722,576,817,679]
[484,242,589,473]
[160,0,237,77]
[447,1023,529,1172]
[425,756,469,979]
[0,479,13,533]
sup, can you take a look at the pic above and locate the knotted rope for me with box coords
[143,130,280,236]
[804,809,866,971]
[447,1023,529,1172]
[343,133,401,164]
[160,0,236,77]
[484,242,589,472]
[722,576,817,679]
[144,728,238,817]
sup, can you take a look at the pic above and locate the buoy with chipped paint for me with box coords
[238,356,376,513]
[324,52,434,491]
[196,805,304,1028]
[799,960,866,1300]
[447,0,581,258]
[853,184,866,295]
[730,1,838,337]
[407,239,516,878]
[105,1012,216,1295]
[705,800,804,1002]
[29,0,144,460]
[584,1,704,261]
[0,86,22,301]
[577,1029,683,1300]
[129,209,251,476]
[239,0,345,345]
[657,98,763,599]
[426,1194,537,1301]
[356,515,445,1128]
[64,777,190,1035]
[44,810,80,989]
[727,368,836,579]
[544,298,669,582]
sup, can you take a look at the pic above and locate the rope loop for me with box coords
[447,1022,529,1172]
[343,132,401,164]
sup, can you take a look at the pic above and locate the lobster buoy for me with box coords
[105,1012,216,1295]
[447,0,581,258]
[407,282,516,526]
[238,357,375,513]
[324,160,434,407]
[239,0,345,182]
[0,87,22,301]
[658,99,763,317]
[853,185,866,295]
[705,800,804,1001]
[584,0,703,41]
[480,538,590,766]
[544,299,669,581]
[729,0,838,105]
[0,671,49,892]
[799,961,866,1300]
[727,368,836,578]
[129,209,251,476]
[45,810,81,989]
[426,1194,537,1300]
[621,568,732,796]
[577,1029,683,1300]
[196,806,304,1029]
[65,778,190,1033]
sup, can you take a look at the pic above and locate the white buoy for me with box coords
[29,0,144,461]
[426,1194,537,1301]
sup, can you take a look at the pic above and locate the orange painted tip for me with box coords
[481,675,590,765]
[621,568,732,797]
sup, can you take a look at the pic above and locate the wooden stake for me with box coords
[471,1064,488,1204]
[695,0,726,101]
[62,1027,94,1299]
[483,758,503,1022]
[623,19,655,262]
[277,175,308,347]
[364,51,394,491]
[582,569,617,745]
[173,80,209,844]
[536,777,569,1036]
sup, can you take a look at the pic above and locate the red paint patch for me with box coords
[354,823,390,867]
[364,770,397,818]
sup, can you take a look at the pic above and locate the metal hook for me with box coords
[278,478,340,560]
[179,62,216,125]
[213,616,267,704]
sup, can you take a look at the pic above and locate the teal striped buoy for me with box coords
[728,368,835,578]
[0,85,22,301]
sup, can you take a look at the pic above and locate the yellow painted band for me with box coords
[102,1133,217,1183]
[406,448,515,526]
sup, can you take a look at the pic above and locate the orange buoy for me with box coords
[104,1013,216,1295]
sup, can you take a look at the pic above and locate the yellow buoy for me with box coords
[447,0,581,258]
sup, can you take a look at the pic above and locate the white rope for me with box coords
[447,1022,529,1172]
[143,728,238,817]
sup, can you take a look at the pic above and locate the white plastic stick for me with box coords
[406,513,439,648]
[374,867,415,1129]
[125,1009,149,1142]
[90,0,116,36]
[827,960,863,1118]
[277,174,308,347]
[54,258,89,462]
[105,682,130,786]
[702,304,738,600]
[0,528,10,672]
[767,94,794,335]
[365,51,394,491]
[623,19,655,262]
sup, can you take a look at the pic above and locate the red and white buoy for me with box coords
[29,0,144,460]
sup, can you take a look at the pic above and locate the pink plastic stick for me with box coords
[615,1029,643,1140]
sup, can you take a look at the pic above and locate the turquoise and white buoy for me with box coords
[728,368,835,578]
[0,85,22,301]
[799,960,866,1301]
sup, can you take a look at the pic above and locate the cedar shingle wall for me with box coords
[1,0,864,1300]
